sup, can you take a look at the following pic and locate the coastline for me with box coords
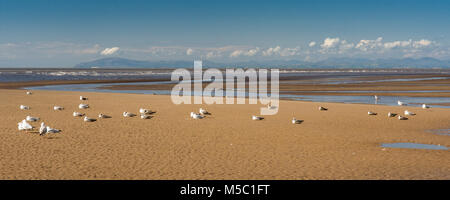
[1,89,449,179]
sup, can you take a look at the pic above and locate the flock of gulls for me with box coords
[18,92,431,136]
[367,96,429,120]
[18,91,156,136]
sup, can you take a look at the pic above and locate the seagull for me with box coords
[199,108,210,115]
[26,116,40,122]
[388,112,397,117]
[422,104,430,109]
[39,122,61,136]
[190,112,204,119]
[319,106,328,111]
[73,112,85,117]
[374,95,379,100]
[368,111,377,115]
[20,105,30,110]
[292,118,303,124]
[26,91,32,95]
[54,106,64,110]
[404,110,416,116]
[98,113,111,118]
[397,100,406,106]
[398,115,408,120]
[80,96,88,100]
[83,116,97,122]
[78,104,89,109]
[140,114,152,119]
[39,122,46,135]
[123,112,136,117]
[139,108,152,114]
[18,119,33,131]
[252,115,264,121]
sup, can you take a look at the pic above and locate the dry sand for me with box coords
[0,89,449,179]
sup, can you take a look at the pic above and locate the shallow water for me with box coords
[25,81,450,108]
[381,143,448,150]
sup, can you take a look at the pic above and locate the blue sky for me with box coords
[1,0,450,67]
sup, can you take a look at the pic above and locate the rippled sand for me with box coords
[0,89,449,179]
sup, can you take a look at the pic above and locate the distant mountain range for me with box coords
[74,57,450,68]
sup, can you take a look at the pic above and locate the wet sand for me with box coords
[0,89,449,179]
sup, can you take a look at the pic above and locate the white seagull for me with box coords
[397,100,406,106]
[374,95,379,100]
[98,113,111,118]
[26,91,32,95]
[422,104,430,109]
[18,119,33,131]
[26,116,40,122]
[292,118,303,124]
[404,110,416,116]
[123,112,136,117]
[140,114,152,119]
[319,106,328,111]
[39,122,61,136]
[398,116,408,120]
[80,96,88,100]
[199,108,210,115]
[139,108,152,114]
[368,111,377,115]
[20,105,30,110]
[190,112,204,119]
[73,112,85,117]
[252,115,264,121]
[387,112,397,117]
[78,104,89,109]
[54,106,64,110]
[84,116,97,122]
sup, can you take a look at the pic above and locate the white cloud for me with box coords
[413,39,432,48]
[262,46,281,56]
[321,37,340,49]
[308,41,316,47]
[279,47,299,57]
[355,37,383,51]
[206,51,221,59]
[186,48,193,55]
[100,47,120,55]
[229,47,260,57]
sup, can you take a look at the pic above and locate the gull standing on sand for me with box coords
[84,116,97,122]
[98,113,111,118]
[397,100,406,106]
[79,104,89,109]
[123,112,136,117]
[292,118,303,124]
[73,112,85,117]
[199,108,210,115]
[80,96,88,100]
[422,104,430,109]
[404,110,416,116]
[26,116,40,122]
[54,106,64,110]
[190,112,204,119]
[141,114,152,119]
[26,91,32,95]
[252,115,264,121]
[398,116,408,120]
[39,122,61,136]
[388,112,397,117]
[139,108,152,114]
[18,119,33,131]
[20,105,30,110]
[368,111,377,115]
[319,106,328,111]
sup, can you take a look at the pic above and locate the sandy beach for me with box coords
[1,88,449,180]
